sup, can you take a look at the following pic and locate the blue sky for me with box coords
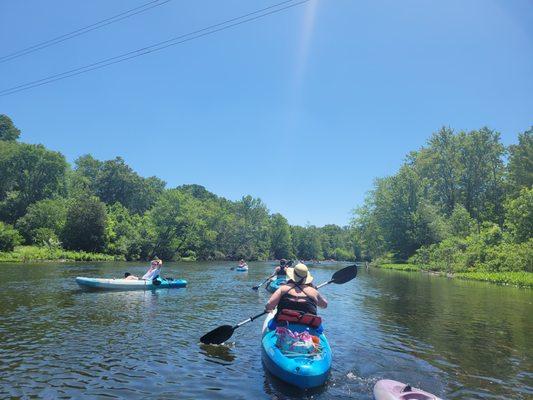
[1,0,532,226]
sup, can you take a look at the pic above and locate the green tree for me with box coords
[62,196,107,252]
[447,204,475,238]
[270,213,292,259]
[72,155,165,214]
[0,115,21,141]
[0,222,22,251]
[505,187,533,243]
[15,198,68,243]
[457,128,506,225]
[507,128,532,194]
[0,142,67,222]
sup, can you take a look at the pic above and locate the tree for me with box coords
[0,115,21,141]
[0,142,67,223]
[15,198,68,244]
[507,128,532,194]
[457,128,506,225]
[505,187,533,243]
[72,155,165,214]
[447,204,475,238]
[270,213,292,259]
[0,222,22,251]
[62,196,107,252]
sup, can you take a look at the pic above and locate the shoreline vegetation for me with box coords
[0,117,531,288]
[373,263,533,288]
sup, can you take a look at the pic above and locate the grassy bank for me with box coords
[0,246,120,263]
[374,263,532,288]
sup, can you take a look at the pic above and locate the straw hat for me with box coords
[286,263,313,284]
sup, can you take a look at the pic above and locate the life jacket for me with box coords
[275,283,320,327]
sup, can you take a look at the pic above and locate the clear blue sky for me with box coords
[1,0,532,226]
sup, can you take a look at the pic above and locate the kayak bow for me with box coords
[373,379,442,400]
[265,277,286,293]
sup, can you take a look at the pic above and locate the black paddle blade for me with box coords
[252,286,259,290]
[200,325,235,345]
[331,264,358,284]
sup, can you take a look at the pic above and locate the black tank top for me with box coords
[277,283,317,316]
[277,265,287,277]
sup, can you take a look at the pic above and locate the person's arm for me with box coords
[265,287,284,312]
[316,291,328,309]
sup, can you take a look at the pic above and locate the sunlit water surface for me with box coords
[0,261,531,399]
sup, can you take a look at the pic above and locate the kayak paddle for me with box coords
[200,264,358,345]
[252,260,294,290]
[252,274,276,290]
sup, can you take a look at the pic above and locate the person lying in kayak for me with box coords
[265,263,327,330]
[124,258,163,280]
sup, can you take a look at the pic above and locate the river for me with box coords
[0,261,531,399]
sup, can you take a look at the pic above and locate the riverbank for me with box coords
[374,263,533,288]
[0,246,119,263]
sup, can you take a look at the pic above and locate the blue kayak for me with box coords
[76,277,187,291]
[265,277,286,293]
[236,266,248,272]
[261,311,332,389]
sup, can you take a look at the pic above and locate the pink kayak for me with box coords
[373,379,442,400]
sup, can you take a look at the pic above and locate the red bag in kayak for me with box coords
[277,309,322,329]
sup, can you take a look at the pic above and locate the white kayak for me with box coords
[75,277,187,291]
[373,379,442,400]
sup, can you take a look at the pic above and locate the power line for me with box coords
[0,0,172,64]
[0,0,309,97]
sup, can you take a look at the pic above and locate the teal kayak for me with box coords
[76,277,187,291]
[261,310,331,389]
[265,277,286,293]
[236,266,248,272]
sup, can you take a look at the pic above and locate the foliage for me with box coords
[504,187,533,243]
[15,198,68,243]
[507,128,532,194]
[0,246,118,262]
[0,142,67,223]
[270,213,292,259]
[0,114,21,141]
[62,196,107,252]
[72,155,165,214]
[454,271,533,288]
[0,222,22,251]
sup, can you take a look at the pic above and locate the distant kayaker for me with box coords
[124,257,163,280]
[238,259,248,268]
[273,259,288,277]
[265,263,328,320]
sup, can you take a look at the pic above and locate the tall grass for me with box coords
[0,246,120,262]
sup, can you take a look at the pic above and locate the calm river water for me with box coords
[0,261,531,399]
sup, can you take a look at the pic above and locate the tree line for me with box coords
[352,126,532,273]
[0,115,357,261]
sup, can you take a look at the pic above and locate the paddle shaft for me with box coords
[234,311,268,328]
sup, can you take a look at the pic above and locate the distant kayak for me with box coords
[236,266,248,272]
[76,277,187,291]
[261,310,331,389]
[373,379,441,400]
[265,277,286,293]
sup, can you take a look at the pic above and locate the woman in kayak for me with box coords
[265,263,327,320]
[238,259,248,268]
[124,258,163,280]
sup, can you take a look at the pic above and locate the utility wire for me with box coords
[0,0,309,97]
[0,0,172,64]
